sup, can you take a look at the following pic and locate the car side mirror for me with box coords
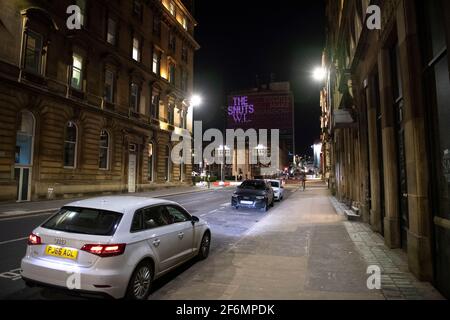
[191,216,200,224]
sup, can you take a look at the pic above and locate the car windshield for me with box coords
[270,181,280,188]
[42,207,123,236]
[240,181,266,190]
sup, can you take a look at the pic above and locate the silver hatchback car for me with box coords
[21,196,211,299]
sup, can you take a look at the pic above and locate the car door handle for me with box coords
[153,239,161,247]
[178,232,184,239]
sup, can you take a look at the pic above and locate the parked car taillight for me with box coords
[81,244,126,257]
[27,233,42,245]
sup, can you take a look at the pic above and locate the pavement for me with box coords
[330,197,443,300]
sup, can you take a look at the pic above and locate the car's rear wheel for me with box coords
[126,261,153,300]
[198,232,211,260]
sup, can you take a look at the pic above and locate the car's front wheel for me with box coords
[126,261,153,300]
[198,232,211,260]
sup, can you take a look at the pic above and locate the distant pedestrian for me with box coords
[300,172,306,191]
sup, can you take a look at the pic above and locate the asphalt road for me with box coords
[0,187,295,300]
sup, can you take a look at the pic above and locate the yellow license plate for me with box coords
[45,245,78,260]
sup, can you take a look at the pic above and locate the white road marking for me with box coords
[0,269,22,281]
[220,203,230,207]
[0,237,28,245]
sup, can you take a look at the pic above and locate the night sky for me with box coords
[193,0,326,157]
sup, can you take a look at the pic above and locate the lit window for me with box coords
[104,70,115,103]
[182,16,188,30]
[107,18,117,45]
[64,122,77,168]
[148,143,154,182]
[169,1,175,15]
[132,37,140,62]
[71,54,83,90]
[99,130,110,170]
[23,31,43,74]
[152,51,161,75]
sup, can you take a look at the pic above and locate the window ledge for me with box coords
[21,70,47,85]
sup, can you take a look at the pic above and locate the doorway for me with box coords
[15,111,35,202]
[390,42,409,250]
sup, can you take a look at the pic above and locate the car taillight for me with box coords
[28,233,42,245]
[81,244,126,257]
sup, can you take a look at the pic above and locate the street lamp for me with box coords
[190,94,203,108]
[312,67,327,82]
[186,94,202,171]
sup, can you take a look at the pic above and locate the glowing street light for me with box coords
[190,94,203,108]
[312,67,327,82]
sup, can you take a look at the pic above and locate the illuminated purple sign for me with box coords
[228,96,254,124]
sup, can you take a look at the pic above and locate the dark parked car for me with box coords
[231,180,275,212]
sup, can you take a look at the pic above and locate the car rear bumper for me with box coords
[21,256,130,299]
[22,276,114,299]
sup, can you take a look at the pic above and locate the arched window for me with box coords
[64,121,78,168]
[164,145,171,182]
[148,142,154,182]
[99,130,110,170]
[15,111,35,165]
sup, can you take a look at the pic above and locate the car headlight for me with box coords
[255,196,265,200]
[232,194,238,198]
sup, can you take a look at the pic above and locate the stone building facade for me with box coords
[321,0,450,298]
[0,0,199,202]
